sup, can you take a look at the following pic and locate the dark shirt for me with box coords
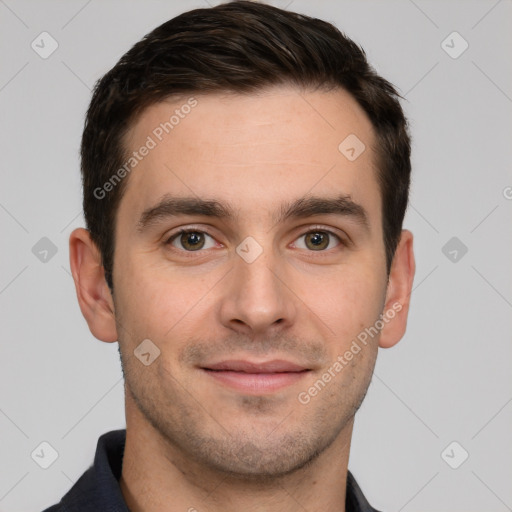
[42,429,381,512]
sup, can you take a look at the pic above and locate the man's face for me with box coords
[113,85,389,477]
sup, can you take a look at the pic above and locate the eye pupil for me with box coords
[306,232,329,250]
[181,232,205,250]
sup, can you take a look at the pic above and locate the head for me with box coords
[70,0,415,480]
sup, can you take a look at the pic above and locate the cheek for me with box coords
[117,255,218,342]
[315,264,386,344]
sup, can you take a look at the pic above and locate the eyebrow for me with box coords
[137,193,369,232]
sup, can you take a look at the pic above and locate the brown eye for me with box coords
[180,232,204,250]
[167,230,216,251]
[305,232,329,250]
[294,230,341,251]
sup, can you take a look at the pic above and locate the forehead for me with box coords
[119,85,381,225]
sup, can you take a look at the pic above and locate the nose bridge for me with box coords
[219,240,296,333]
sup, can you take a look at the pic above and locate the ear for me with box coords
[379,229,415,349]
[69,227,118,343]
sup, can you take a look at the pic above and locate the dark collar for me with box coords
[43,429,381,512]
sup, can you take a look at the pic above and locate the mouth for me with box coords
[200,359,311,394]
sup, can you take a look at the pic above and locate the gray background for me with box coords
[0,0,511,510]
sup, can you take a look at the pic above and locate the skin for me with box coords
[69,84,415,512]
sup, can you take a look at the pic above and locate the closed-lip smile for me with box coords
[201,359,311,394]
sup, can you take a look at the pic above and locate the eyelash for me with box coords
[164,226,345,254]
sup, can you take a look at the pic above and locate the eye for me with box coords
[166,229,217,251]
[293,229,342,251]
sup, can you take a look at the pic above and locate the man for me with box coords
[44,1,415,510]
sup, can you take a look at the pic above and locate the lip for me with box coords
[203,359,308,373]
[201,359,311,394]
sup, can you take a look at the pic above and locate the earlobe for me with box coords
[69,228,118,343]
[379,229,415,349]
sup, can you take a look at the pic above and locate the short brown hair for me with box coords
[81,0,411,289]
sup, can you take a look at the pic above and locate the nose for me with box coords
[217,245,298,337]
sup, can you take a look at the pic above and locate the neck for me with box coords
[120,398,353,512]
